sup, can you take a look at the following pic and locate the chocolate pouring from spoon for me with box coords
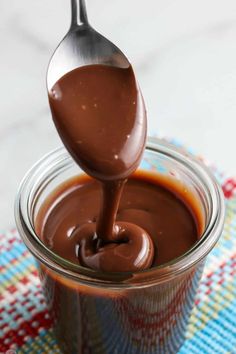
[47,0,154,272]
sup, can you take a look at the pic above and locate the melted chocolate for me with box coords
[49,65,146,181]
[48,65,154,271]
[36,173,200,271]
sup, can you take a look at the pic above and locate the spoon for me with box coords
[47,0,147,182]
[47,0,130,90]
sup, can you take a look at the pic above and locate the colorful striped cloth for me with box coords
[1,145,236,353]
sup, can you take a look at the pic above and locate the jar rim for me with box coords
[14,137,225,289]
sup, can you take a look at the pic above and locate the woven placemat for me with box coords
[1,143,236,354]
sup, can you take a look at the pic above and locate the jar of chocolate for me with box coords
[15,138,225,354]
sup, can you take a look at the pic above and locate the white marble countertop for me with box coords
[1,0,236,230]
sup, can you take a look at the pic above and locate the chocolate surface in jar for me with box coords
[36,171,203,269]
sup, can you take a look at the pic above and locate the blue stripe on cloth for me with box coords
[180,295,236,353]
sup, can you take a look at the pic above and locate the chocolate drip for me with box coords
[96,180,125,242]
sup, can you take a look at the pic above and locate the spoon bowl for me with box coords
[47,0,130,90]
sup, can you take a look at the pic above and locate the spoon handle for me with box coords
[71,0,88,27]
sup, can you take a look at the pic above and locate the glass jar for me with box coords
[15,137,225,354]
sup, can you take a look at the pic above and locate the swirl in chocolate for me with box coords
[48,64,154,271]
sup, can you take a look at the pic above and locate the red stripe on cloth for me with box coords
[222,178,236,198]
[0,309,52,352]
[194,253,236,302]
[0,229,18,241]
[203,254,236,281]
[0,240,23,253]
[2,270,40,295]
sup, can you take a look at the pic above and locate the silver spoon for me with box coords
[47,0,130,90]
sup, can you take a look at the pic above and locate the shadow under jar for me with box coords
[15,138,225,354]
